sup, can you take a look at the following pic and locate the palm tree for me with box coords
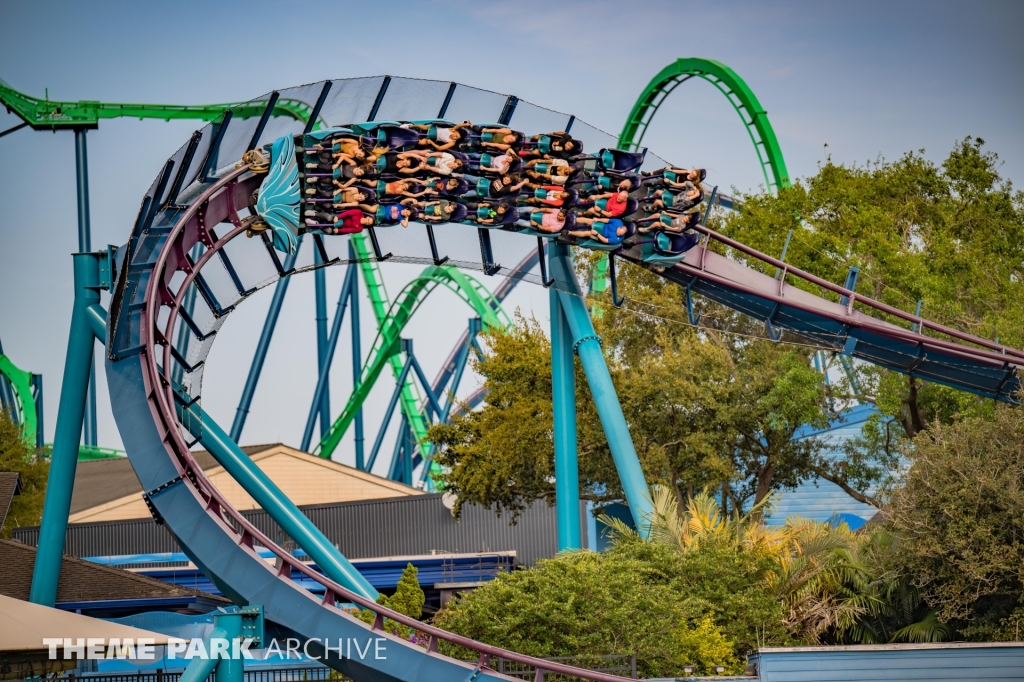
[600,486,875,642]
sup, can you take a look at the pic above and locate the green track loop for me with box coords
[618,57,790,192]
[0,355,36,445]
[316,247,510,461]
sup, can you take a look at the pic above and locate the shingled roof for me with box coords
[69,443,277,515]
[0,538,229,610]
[0,472,21,529]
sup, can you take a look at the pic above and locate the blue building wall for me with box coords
[765,404,881,529]
[751,643,1024,682]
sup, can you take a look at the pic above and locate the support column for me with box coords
[75,128,98,447]
[30,253,101,605]
[550,269,581,551]
[213,611,243,682]
[314,256,331,438]
[549,242,654,530]
[349,241,365,469]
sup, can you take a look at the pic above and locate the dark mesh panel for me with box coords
[375,78,453,122]
[317,77,387,126]
[441,85,508,125]
[211,104,263,177]
[504,101,571,138]
[174,122,215,201]
[564,120,618,159]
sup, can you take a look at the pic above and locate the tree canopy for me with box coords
[0,410,48,537]
[429,138,1024,518]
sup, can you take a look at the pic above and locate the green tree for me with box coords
[433,544,775,677]
[358,563,426,642]
[429,309,832,517]
[884,405,1024,640]
[0,410,48,537]
[719,138,1024,444]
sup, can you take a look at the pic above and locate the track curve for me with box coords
[105,74,1023,682]
[618,57,790,192]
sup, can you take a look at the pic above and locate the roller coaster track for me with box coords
[107,165,639,682]
[49,67,1020,682]
[315,261,511,460]
[0,353,36,444]
[618,57,790,192]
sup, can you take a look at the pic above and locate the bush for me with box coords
[433,543,785,677]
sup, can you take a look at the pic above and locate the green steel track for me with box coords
[0,354,36,444]
[316,257,511,460]
[618,57,790,192]
[0,77,314,130]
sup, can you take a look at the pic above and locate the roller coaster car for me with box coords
[640,229,702,266]
[347,121,402,136]
[302,127,354,147]
[599,148,645,173]
[515,213,577,239]
[375,125,422,150]
[535,134,583,156]
[473,205,521,228]
[406,118,456,126]
[477,152,524,176]
[597,174,642,191]
[576,221,637,252]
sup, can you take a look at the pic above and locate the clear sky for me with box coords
[1,0,1021,469]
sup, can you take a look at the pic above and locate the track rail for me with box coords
[126,163,636,682]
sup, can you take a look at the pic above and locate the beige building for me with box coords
[69,443,422,523]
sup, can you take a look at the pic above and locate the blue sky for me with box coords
[1,0,1021,466]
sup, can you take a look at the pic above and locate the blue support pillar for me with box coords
[230,236,304,442]
[548,242,653,531]
[350,241,365,469]
[314,255,331,438]
[75,128,97,447]
[30,252,102,605]
[182,399,377,600]
[213,611,243,682]
[550,275,581,551]
[301,261,356,453]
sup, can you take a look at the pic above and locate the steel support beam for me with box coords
[550,270,581,551]
[549,242,653,531]
[314,256,331,438]
[30,252,101,605]
[230,236,304,442]
[181,399,377,599]
[74,129,98,447]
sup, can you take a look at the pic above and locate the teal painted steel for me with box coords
[179,626,226,682]
[230,235,304,442]
[549,243,654,530]
[180,399,378,600]
[550,270,581,550]
[75,129,98,448]
[30,252,101,605]
[214,612,242,682]
[314,256,331,439]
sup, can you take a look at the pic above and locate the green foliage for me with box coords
[885,405,1024,639]
[719,137,1024,439]
[357,564,426,642]
[429,308,834,518]
[0,410,48,537]
[433,543,778,677]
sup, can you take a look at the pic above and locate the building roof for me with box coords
[69,444,269,516]
[0,593,170,653]
[69,443,422,523]
[0,538,229,608]
[0,471,22,528]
